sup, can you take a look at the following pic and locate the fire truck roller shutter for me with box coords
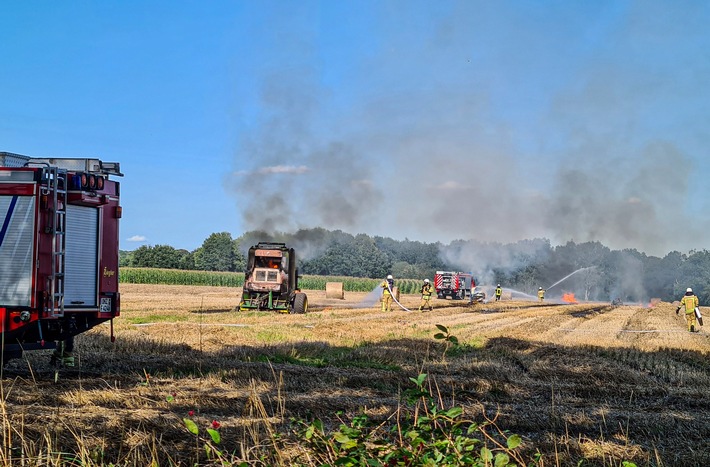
[0,195,36,306]
[65,205,99,307]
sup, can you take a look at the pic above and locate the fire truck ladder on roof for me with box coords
[44,166,67,318]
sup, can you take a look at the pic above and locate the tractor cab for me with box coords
[247,250,288,293]
[239,242,307,313]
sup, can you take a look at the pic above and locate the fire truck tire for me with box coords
[292,293,308,314]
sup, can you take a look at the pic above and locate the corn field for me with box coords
[120,268,423,293]
[120,268,244,287]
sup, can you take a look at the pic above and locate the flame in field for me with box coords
[562,293,577,304]
[648,298,661,308]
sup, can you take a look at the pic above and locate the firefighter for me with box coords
[494,284,502,301]
[380,275,395,312]
[537,287,545,302]
[419,278,433,312]
[676,287,700,332]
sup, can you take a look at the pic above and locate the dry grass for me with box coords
[1,284,709,466]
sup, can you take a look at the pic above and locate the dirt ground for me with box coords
[2,284,709,466]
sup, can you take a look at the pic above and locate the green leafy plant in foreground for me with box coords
[182,413,226,463]
[171,388,235,466]
[434,323,459,360]
[293,373,534,467]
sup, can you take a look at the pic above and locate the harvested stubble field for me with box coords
[2,284,709,466]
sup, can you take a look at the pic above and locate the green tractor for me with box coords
[238,242,308,313]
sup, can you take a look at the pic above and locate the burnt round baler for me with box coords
[238,242,308,313]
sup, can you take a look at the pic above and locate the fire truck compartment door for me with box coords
[0,195,36,306]
[65,205,99,307]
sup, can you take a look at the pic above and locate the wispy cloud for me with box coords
[127,235,146,242]
[259,165,309,174]
[432,181,470,191]
[234,165,310,176]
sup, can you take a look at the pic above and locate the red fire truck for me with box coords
[0,152,123,364]
[434,271,475,300]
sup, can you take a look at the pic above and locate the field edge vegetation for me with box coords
[120,267,426,294]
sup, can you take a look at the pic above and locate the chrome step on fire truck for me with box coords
[0,152,123,364]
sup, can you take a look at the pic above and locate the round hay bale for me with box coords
[325,282,344,299]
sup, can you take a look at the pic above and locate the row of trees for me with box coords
[122,232,244,272]
[120,228,710,304]
[119,229,442,279]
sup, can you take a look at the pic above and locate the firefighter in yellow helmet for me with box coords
[380,275,394,312]
[494,284,502,301]
[419,278,433,312]
[676,287,700,332]
[537,287,545,302]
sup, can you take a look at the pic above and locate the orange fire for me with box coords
[562,293,577,303]
[648,298,661,308]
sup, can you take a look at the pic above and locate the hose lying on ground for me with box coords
[387,283,412,312]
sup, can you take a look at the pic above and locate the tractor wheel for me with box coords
[292,293,308,314]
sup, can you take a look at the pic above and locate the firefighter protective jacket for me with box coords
[421,283,432,297]
[680,293,699,312]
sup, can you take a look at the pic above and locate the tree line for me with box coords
[120,228,710,304]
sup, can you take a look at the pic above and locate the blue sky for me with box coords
[2,1,709,257]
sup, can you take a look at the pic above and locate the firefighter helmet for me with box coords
[687,287,693,293]
[539,287,543,290]
[424,278,430,283]
[387,275,393,280]
[497,284,500,287]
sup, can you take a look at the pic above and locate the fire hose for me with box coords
[386,282,412,312]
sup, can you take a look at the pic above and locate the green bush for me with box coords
[292,373,534,466]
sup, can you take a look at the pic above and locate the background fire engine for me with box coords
[434,271,476,300]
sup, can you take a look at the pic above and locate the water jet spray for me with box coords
[546,266,596,291]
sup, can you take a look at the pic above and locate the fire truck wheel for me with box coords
[292,293,308,314]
